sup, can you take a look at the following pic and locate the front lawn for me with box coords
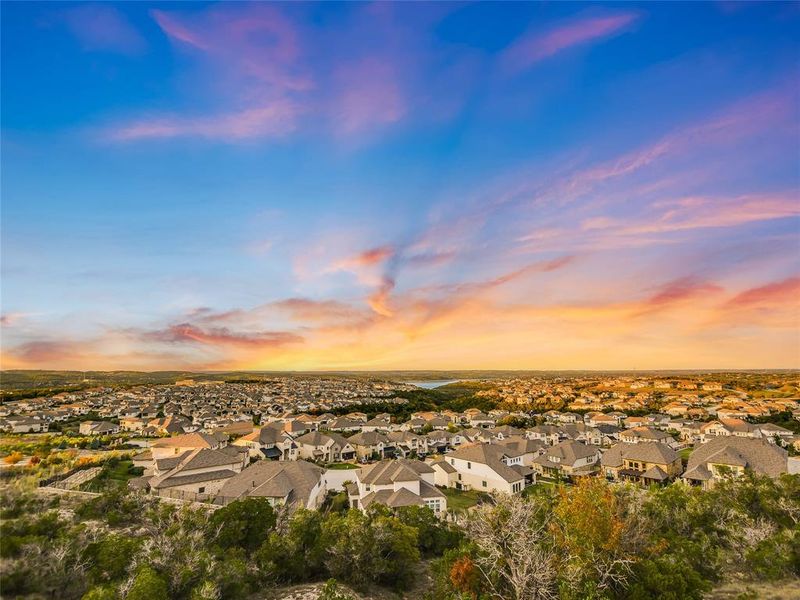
[324,462,361,470]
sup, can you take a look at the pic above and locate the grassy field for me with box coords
[440,487,485,512]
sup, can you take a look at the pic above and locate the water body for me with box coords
[407,380,461,389]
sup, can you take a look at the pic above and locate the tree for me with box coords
[256,508,326,583]
[125,566,169,600]
[84,534,140,583]
[462,493,557,600]
[207,498,276,552]
[552,477,637,597]
[395,505,462,555]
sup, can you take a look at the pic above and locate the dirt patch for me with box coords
[707,578,800,599]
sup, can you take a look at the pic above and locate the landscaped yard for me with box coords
[439,487,484,512]
[324,462,361,470]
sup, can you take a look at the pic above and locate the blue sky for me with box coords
[2,2,799,370]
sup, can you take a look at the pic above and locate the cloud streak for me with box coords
[502,11,639,72]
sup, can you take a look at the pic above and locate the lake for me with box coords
[407,380,461,389]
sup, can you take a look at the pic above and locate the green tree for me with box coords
[84,534,140,583]
[207,498,276,552]
[395,505,462,555]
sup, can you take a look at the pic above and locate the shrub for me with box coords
[126,566,169,600]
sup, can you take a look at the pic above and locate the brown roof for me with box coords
[217,460,324,507]
[359,459,434,485]
[151,432,219,449]
[601,442,679,468]
[686,437,787,478]
[449,443,524,483]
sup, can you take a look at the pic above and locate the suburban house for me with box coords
[150,431,227,459]
[619,426,677,448]
[385,431,427,457]
[467,413,496,428]
[327,417,363,433]
[490,436,546,466]
[526,425,562,446]
[446,443,529,493]
[682,437,788,489]
[348,459,447,515]
[217,460,326,509]
[2,417,48,433]
[601,442,682,484]
[347,431,388,460]
[700,418,765,442]
[147,415,194,435]
[79,421,120,435]
[361,417,392,433]
[430,459,458,488]
[232,425,298,460]
[143,446,248,497]
[532,440,600,479]
[758,423,794,444]
[294,431,356,463]
[425,430,465,453]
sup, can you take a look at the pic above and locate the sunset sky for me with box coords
[2,1,799,371]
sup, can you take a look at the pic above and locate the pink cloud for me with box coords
[503,11,639,72]
[331,245,395,271]
[62,5,146,55]
[108,102,299,142]
[725,277,800,309]
[102,3,468,144]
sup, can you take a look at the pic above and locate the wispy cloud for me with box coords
[142,323,303,348]
[502,11,640,72]
[107,102,299,142]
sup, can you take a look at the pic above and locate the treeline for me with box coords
[314,383,500,422]
[1,474,798,599]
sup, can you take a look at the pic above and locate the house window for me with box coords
[198,487,205,494]
[482,481,487,488]
[467,462,471,469]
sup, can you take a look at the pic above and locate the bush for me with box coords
[84,534,140,583]
[126,566,169,600]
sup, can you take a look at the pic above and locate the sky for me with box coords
[1,1,799,372]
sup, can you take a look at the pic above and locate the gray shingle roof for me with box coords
[685,437,787,478]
